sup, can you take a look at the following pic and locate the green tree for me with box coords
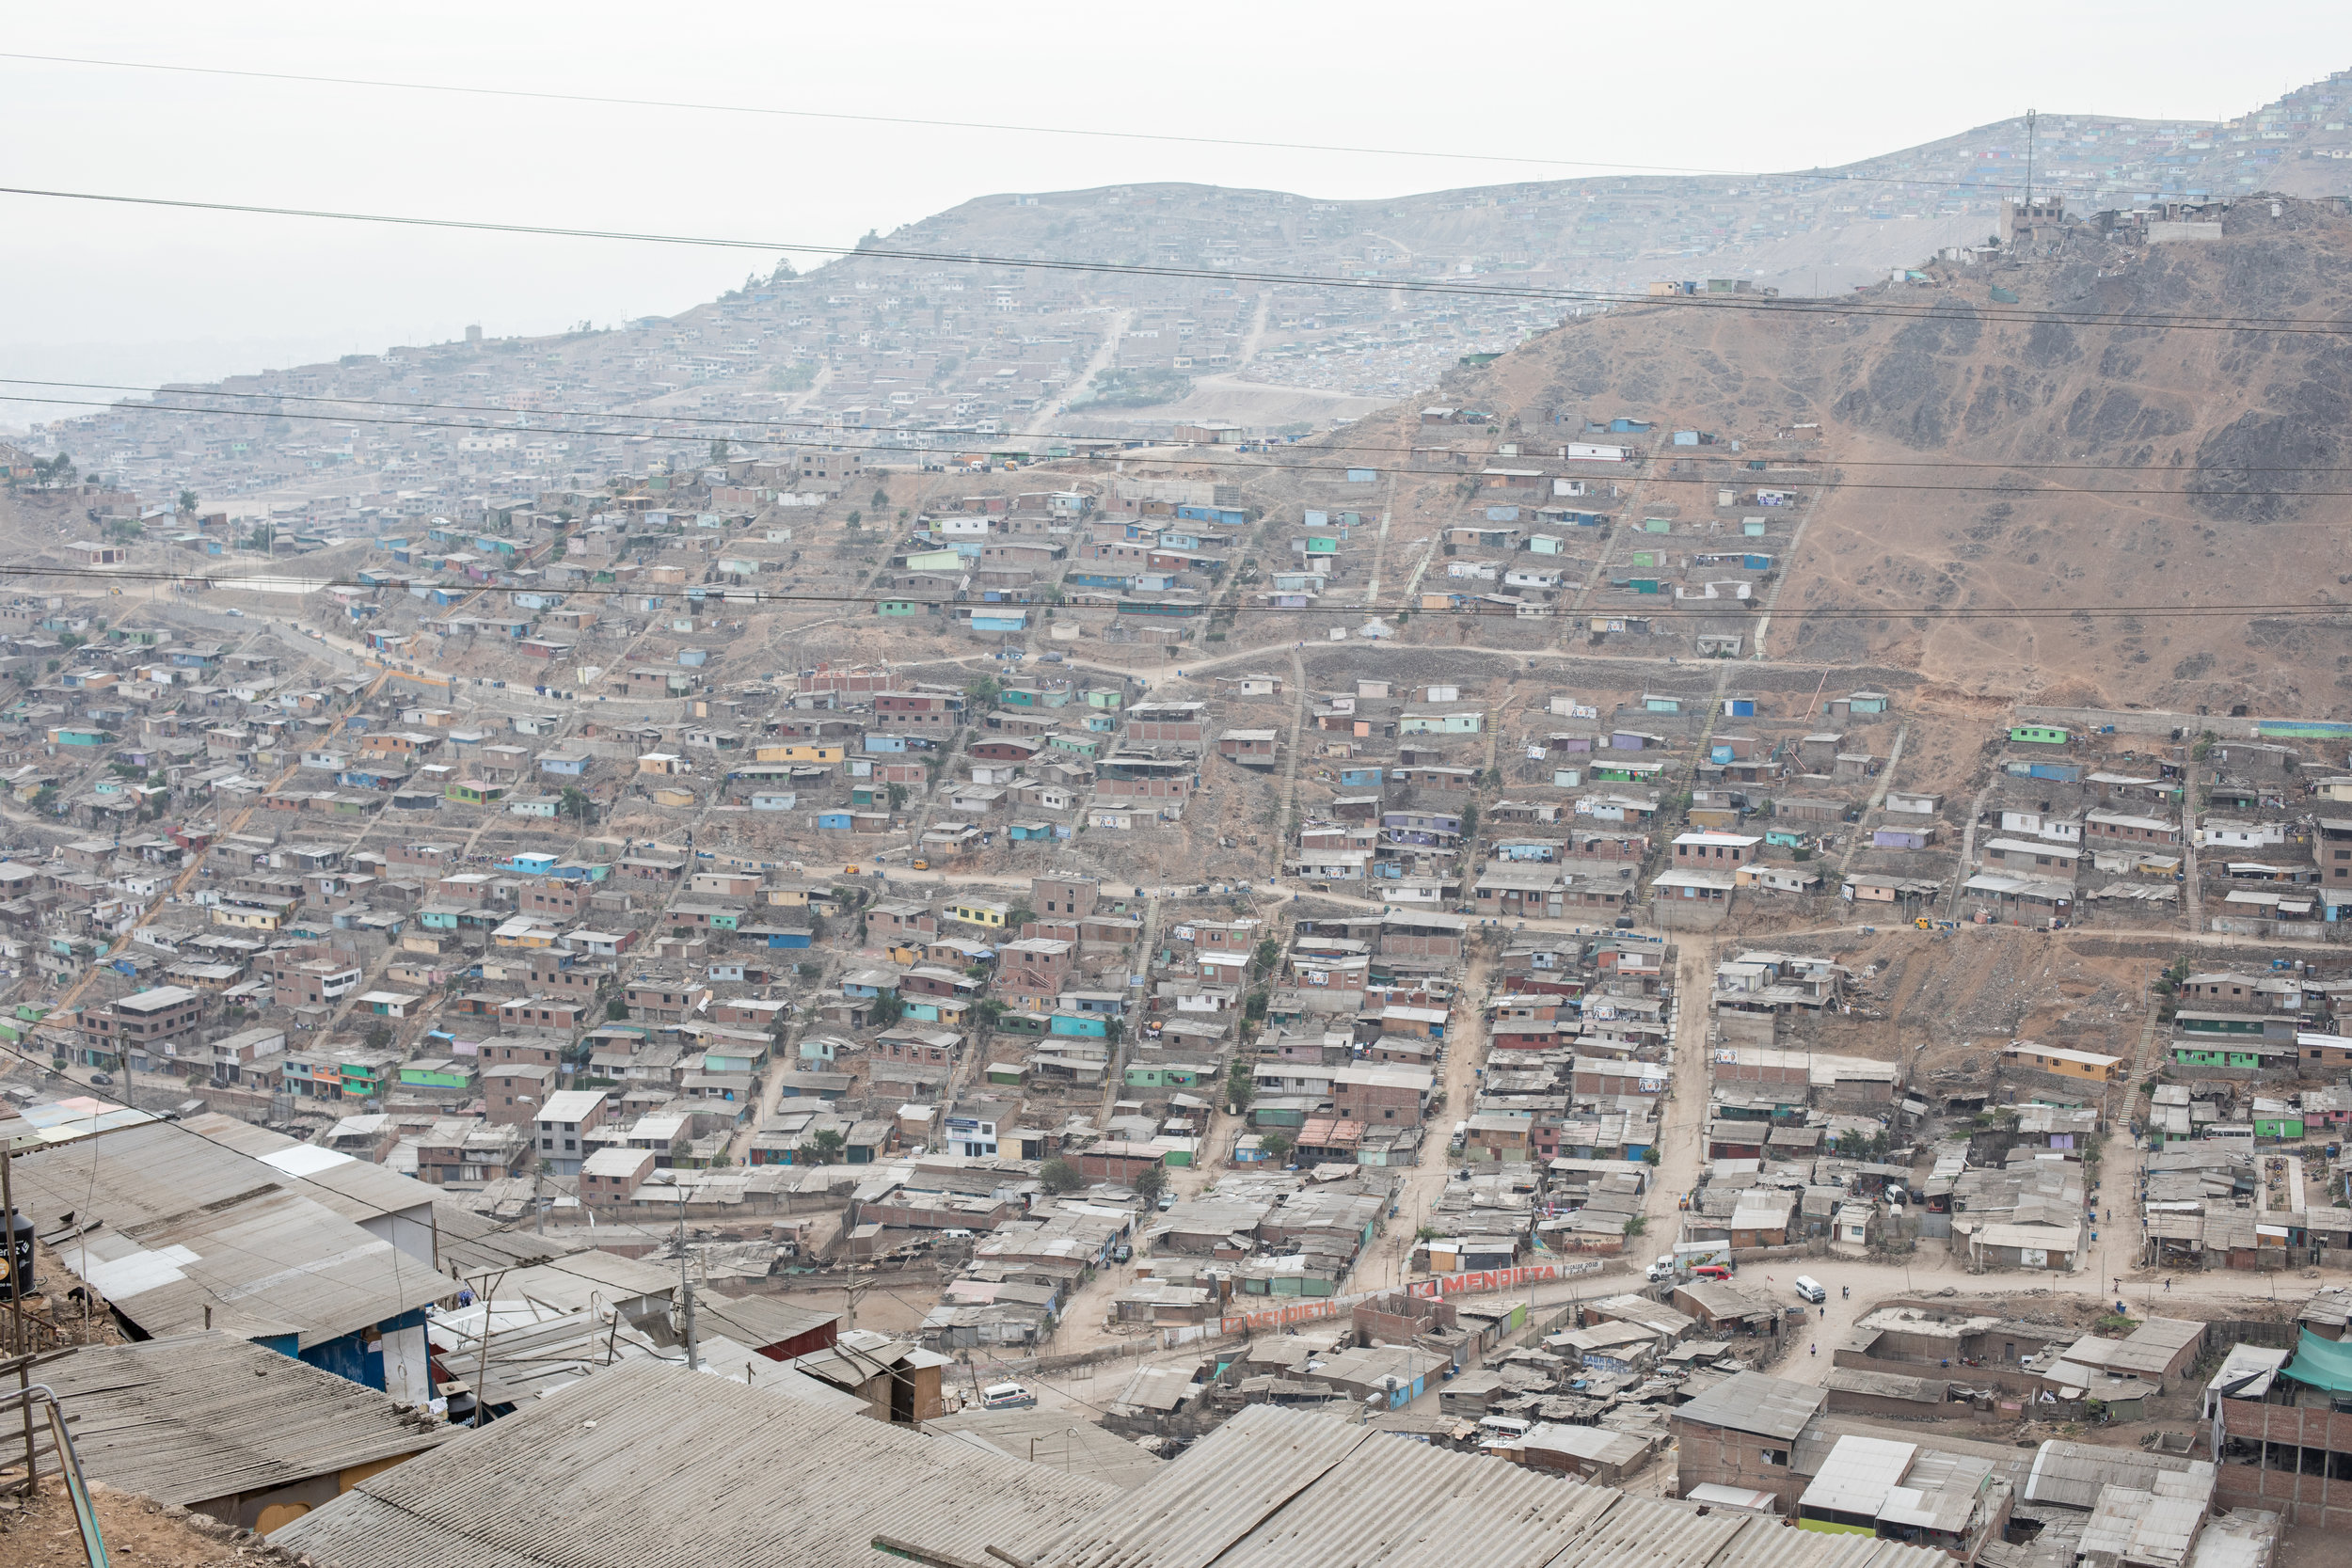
[868,993,903,1026]
[1642,1145,1661,1166]
[871,487,889,510]
[1260,1132,1294,1164]
[1039,1157,1084,1193]
[559,785,594,823]
[606,999,630,1022]
[1227,1057,1256,1110]
[1131,1161,1168,1204]
[887,783,909,811]
[1244,990,1269,1022]
[177,488,198,515]
[807,1128,846,1164]
[846,510,863,529]
[1005,904,1036,931]
[1624,1214,1647,1237]
[361,1020,393,1053]
[709,438,730,465]
[963,676,1001,710]
[1251,937,1282,978]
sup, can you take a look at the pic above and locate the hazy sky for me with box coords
[5,0,2350,411]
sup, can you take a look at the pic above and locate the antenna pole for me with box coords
[2026,108,2038,212]
[675,1190,699,1370]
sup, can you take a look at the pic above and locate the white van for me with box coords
[1793,1275,1827,1305]
[980,1382,1037,1409]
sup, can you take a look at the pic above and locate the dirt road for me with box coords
[1643,938,1715,1243]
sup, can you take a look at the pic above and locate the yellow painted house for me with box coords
[211,905,282,931]
[755,742,845,765]
[949,899,1010,928]
[2002,1043,2122,1083]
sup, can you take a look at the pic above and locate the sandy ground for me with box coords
[0,1480,246,1568]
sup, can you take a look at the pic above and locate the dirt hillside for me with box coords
[1369,194,2352,710]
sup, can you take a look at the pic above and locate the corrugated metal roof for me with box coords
[1674,1371,1824,1441]
[924,1406,1166,1492]
[37,1330,449,1504]
[1214,1426,1610,1568]
[10,1116,453,1343]
[181,1112,440,1227]
[1042,1403,1366,1568]
[1717,1532,1949,1568]
[1799,1435,1915,1517]
[1538,1491,1743,1568]
[273,1358,1117,1568]
[2022,1440,2200,1509]
[29,1176,445,1348]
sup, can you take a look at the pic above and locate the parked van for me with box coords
[1793,1275,1827,1305]
[980,1382,1037,1409]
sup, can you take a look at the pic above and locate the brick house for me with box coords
[481,1061,556,1124]
[1330,1065,1431,1127]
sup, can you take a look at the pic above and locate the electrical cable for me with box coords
[6,184,2350,337]
[25,373,2352,480]
[0,49,2170,197]
[21,392,2352,500]
[0,558,2337,623]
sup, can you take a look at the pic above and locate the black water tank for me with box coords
[2,1208,31,1301]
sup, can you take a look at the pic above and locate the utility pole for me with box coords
[676,1191,698,1371]
[2025,108,2038,213]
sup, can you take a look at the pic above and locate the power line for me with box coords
[5,184,2348,338]
[23,390,2352,501]
[0,50,2152,198]
[0,558,2343,624]
[26,374,2352,480]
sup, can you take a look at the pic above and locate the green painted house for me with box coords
[2010,725,2069,745]
[2171,1045,2267,1069]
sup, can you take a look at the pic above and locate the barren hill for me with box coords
[1348,194,2352,713]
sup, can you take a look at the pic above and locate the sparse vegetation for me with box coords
[1072,368,1193,408]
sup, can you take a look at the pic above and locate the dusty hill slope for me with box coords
[1386,195,2352,712]
[889,71,2352,311]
